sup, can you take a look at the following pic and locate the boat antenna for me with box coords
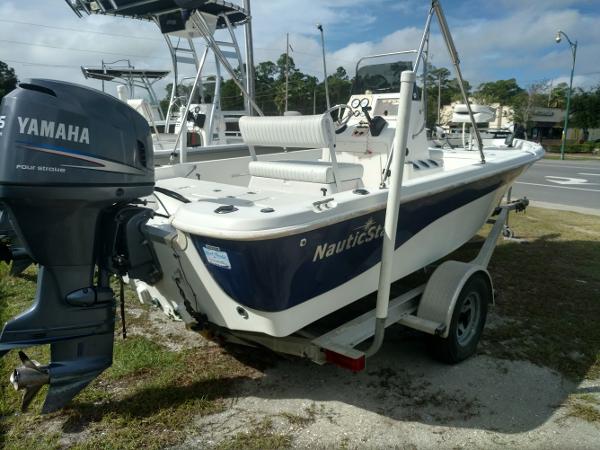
[285,33,291,113]
[431,0,485,163]
[317,24,331,110]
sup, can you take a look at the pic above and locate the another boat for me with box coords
[80,63,171,133]
[432,103,512,149]
[0,0,542,413]
[68,0,288,165]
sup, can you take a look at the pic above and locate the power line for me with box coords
[254,46,356,65]
[0,18,162,42]
[0,38,173,60]
[3,59,81,69]
[0,18,357,67]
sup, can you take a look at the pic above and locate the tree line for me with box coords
[0,61,18,100]
[1,58,599,137]
[161,55,600,136]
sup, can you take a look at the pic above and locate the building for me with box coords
[527,107,564,141]
[439,102,569,141]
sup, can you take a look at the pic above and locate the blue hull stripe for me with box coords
[192,169,518,312]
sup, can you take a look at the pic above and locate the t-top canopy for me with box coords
[66,0,249,28]
[81,66,170,81]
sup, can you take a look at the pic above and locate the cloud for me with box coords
[323,3,600,88]
[495,0,594,8]
[1,0,599,103]
[550,74,600,89]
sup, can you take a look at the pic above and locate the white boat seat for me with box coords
[127,99,157,122]
[239,113,335,149]
[249,160,363,184]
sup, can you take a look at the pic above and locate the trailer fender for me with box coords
[417,261,493,339]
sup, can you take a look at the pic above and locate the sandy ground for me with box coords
[136,305,600,449]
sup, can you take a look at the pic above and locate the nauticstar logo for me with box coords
[17,116,89,145]
[312,217,384,262]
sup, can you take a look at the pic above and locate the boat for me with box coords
[432,103,512,149]
[80,63,171,134]
[68,0,291,165]
[80,62,259,164]
[0,0,542,413]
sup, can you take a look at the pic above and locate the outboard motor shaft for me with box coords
[0,79,156,412]
[0,208,33,275]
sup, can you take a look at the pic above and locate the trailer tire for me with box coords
[429,273,489,364]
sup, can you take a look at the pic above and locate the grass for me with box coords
[566,394,600,424]
[567,403,600,423]
[0,264,259,450]
[545,145,599,154]
[0,206,599,448]
[215,418,293,450]
[476,208,600,380]
[279,403,320,427]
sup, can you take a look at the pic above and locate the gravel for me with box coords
[161,321,600,449]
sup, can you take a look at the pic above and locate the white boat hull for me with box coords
[138,164,524,337]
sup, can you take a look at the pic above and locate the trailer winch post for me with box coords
[366,70,416,358]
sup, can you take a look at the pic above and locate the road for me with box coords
[512,159,600,213]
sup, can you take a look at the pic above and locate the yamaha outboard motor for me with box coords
[0,79,159,412]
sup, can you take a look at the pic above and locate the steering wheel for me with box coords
[324,104,355,133]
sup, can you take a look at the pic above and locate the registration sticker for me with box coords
[203,246,231,269]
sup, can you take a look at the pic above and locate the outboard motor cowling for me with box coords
[0,80,156,412]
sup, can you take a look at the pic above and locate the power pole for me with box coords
[313,87,317,114]
[285,33,289,113]
[317,24,330,110]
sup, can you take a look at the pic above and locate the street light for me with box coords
[555,30,577,161]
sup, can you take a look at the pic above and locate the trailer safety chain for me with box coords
[172,252,208,329]
[119,276,127,339]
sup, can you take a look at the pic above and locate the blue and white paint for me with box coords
[192,169,518,312]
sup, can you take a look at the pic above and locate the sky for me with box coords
[1,0,599,100]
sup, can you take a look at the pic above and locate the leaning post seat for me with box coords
[239,114,336,150]
[239,114,363,191]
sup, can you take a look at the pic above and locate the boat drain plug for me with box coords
[236,306,249,320]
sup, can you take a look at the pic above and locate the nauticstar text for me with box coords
[313,218,384,262]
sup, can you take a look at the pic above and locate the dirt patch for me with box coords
[174,327,600,449]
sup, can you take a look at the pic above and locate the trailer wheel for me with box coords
[429,273,490,364]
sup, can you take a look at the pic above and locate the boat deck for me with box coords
[151,144,542,240]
